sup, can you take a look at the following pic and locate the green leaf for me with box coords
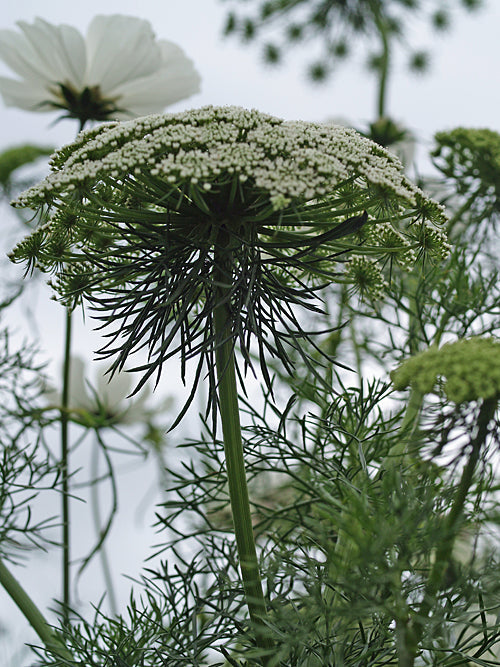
[0,144,53,187]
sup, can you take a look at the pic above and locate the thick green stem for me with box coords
[382,387,425,472]
[61,308,73,621]
[213,251,272,660]
[0,560,72,661]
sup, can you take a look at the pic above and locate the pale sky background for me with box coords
[0,0,499,662]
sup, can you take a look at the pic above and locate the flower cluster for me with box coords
[15,107,443,211]
[433,128,500,194]
[11,105,448,409]
[391,337,500,404]
[363,221,417,271]
[432,127,500,224]
[0,16,200,125]
[223,0,483,83]
[344,256,387,299]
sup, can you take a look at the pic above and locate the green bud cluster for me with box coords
[345,256,387,299]
[432,127,500,206]
[391,337,500,404]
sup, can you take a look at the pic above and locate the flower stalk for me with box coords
[374,9,391,120]
[61,308,72,621]
[213,244,272,659]
[0,559,72,661]
[396,396,498,667]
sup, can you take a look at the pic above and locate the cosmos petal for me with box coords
[0,76,53,111]
[16,18,86,88]
[0,27,56,87]
[109,45,200,117]
[85,15,162,93]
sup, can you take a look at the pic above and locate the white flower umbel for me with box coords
[14,105,446,216]
[11,105,449,382]
[0,16,200,125]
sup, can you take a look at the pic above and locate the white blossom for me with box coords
[10,106,450,315]
[13,105,447,226]
[0,15,200,122]
[45,356,153,426]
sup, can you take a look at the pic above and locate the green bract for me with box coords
[11,105,448,415]
[391,337,500,404]
[0,144,53,189]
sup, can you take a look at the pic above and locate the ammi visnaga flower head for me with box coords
[11,105,448,414]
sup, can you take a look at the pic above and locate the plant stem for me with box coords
[90,438,118,616]
[374,10,390,119]
[61,308,73,622]
[0,559,73,661]
[402,397,498,666]
[213,250,273,661]
[381,387,425,472]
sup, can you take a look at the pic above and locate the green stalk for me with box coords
[61,308,73,621]
[213,249,273,661]
[90,438,118,616]
[0,559,73,661]
[374,10,390,120]
[402,397,498,666]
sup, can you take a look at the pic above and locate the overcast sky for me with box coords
[0,0,499,661]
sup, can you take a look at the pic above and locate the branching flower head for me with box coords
[391,337,500,404]
[432,127,500,226]
[11,105,448,421]
[0,16,200,127]
[433,128,500,196]
[223,0,483,82]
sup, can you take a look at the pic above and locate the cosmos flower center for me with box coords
[45,82,122,125]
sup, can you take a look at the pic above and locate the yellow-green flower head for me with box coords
[433,128,500,196]
[10,106,448,408]
[391,337,500,404]
[432,127,500,223]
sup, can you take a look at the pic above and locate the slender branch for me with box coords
[59,118,89,621]
[213,245,273,661]
[403,397,498,666]
[0,560,73,661]
[61,308,73,622]
[445,189,482,237]
[374,10,391,119]
[90,437,118,616]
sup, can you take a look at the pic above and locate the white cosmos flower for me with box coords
[0,15,201,125]
[45,356,154,427]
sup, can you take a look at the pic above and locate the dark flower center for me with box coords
[44,82,125,129]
